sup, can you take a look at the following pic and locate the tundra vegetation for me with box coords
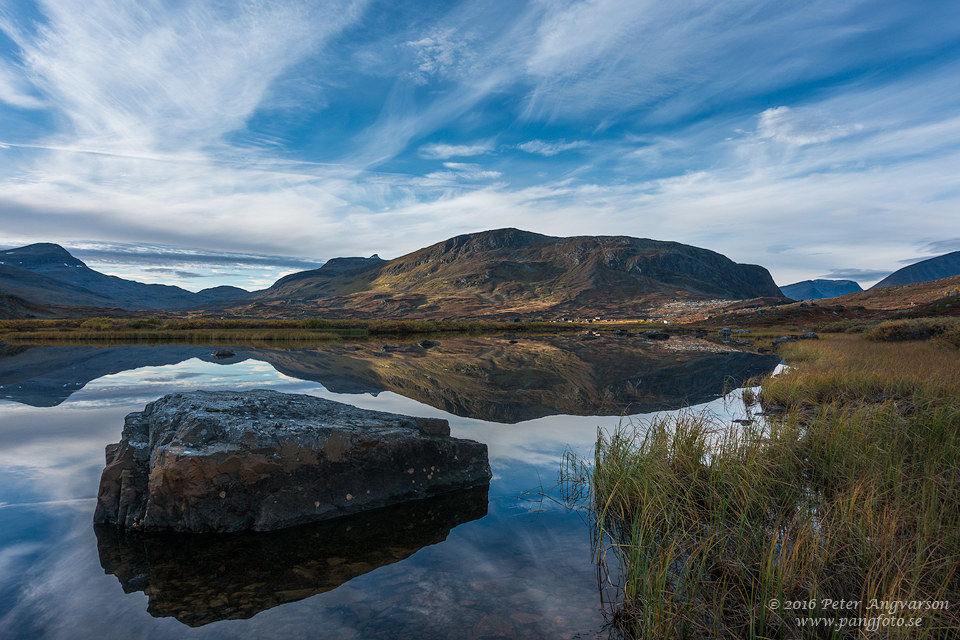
[564,331,960,638]
[0,317,598,344]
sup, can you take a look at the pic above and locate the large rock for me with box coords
[94,390,491,532]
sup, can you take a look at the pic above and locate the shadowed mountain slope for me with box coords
[251,229,784,319]
[781,279,863,300]
[872,251,960,288]
[262,255,385,300]
[0,243,253,310]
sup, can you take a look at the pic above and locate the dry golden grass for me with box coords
[566,334,960,639]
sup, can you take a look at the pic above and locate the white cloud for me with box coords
[2,0,366,154]
[403,27,477,85]
[757,106,853,146]
[418,142,493,159]
[517,139,587,156]
[0,61,43,109]
[424,162,502,181]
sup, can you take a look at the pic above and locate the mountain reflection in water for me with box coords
[95,485,489,627]
[0,335,780,422]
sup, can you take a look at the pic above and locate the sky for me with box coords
[1,0,959,291]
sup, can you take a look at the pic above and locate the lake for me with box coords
[0,334,779,639]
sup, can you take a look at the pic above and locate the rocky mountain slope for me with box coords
[263,255,385,300]
[0,232,784,318]
[780,279,863,300]
[249,229,784,319]
[0,243,252,310]
[872,251,960,288]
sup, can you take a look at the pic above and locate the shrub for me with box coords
[864,317,959,342]
[812,319,876,333]
[79,317,114,331]
[940,325,960,349]
[126,318,161,329]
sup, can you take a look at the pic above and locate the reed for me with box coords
[566,334,960,638]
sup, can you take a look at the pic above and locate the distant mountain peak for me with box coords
[872,251,960,288]
[0,242,252,311]
[2,243,88,270]
[780,279,862,300]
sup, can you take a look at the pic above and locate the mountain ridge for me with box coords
[248,228,785,319]
[0,243,253,310]
[0,231,786,318]
[872,251,960,288]
[780,279,863,300]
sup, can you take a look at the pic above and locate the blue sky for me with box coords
[1,0,959,291]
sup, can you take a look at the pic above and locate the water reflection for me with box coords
[0,336,779,422]
[95,486,489,627]
[0,345,225,406]
[0,336,772,639]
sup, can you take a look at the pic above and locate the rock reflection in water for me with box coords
[95,485,488,627]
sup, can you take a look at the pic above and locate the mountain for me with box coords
[194,285,256,304]
[0,233,784,317]
[872,251,960,288]
[263,255,385,300]
[780,279,863,300]
[814,274,960,311]
[251,229,784,319]
[0,243,252,310]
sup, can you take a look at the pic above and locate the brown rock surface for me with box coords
[94,389,490,532]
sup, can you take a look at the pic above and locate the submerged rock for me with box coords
[639,330,670,340]
[94,389,491,532]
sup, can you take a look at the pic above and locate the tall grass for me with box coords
[565,334,960,638]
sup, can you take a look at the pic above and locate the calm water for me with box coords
[0,338,777,639]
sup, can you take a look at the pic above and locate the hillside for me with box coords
[872,251,960,288]
[823,273,960,310]
[0,243,252,310]
[263,256,385,300]
[250,229,784,320]
[780,279,862,300]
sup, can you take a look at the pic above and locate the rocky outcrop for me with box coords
[95,486,488,626]
[94,390,491,532]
